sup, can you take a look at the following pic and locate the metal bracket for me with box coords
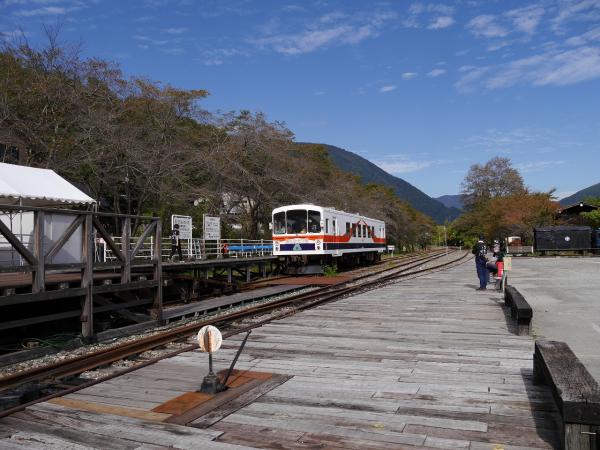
[221,331,252,387]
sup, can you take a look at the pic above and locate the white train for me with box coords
[272,204,386,274]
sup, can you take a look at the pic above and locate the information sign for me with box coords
[171,215,193,240]
[503,256,512,271]
[203,215,221,240]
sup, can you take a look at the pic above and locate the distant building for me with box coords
[557,202,599,225]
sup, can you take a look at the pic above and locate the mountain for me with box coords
[560,182,600,206]
[436,194,463,210]
[318,144,461,223]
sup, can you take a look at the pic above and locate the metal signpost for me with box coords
[197,325,224,394]
[171,215,193,258]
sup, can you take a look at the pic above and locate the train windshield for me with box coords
[273,212,286,235]
[273,209,322,234]
[308,210,321,233]
[286,209,308,234]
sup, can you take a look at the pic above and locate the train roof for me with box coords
[272,204,385,224]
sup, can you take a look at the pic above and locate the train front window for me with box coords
[308,210,321,233]
[273,212,286,235]
[286,209,307,234]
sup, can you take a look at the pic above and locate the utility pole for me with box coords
[444,225,448,255]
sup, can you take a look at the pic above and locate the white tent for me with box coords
[0,164,96,266]
[0,162,95,207]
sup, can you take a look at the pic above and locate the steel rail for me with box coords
[0,249,452,391]
[0,249,467,418]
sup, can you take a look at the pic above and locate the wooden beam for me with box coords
[45,215,85,263]
[81,214,94,340]
[153,219,163,324]
[32,211,45,293]
[93,279,158,294]
[93,295,152,322]
[129,221,156,260]
[92,216,125,263]
[0,218,36,266]
[0,287,87,307]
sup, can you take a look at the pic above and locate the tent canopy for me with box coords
[0,163,95,207]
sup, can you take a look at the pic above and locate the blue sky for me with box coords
[2,0,600,199]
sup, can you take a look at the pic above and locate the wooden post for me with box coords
[121,217,131,283]
[81,214,94,340]
[32,211,45,293]
[153,219,163,324]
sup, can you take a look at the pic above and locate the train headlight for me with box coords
[316,239,322,250]
[274,242,280,251]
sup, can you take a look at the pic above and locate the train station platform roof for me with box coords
[0,163,95,207]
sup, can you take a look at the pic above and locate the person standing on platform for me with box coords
[170,223,183,261]
[472,236,489,290]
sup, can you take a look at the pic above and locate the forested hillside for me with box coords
[560,182,600,206]
[322,144,461,223]
[0,36,434,248]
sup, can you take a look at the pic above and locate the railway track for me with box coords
[0,248,470,417]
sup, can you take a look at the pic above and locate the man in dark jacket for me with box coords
[170,224,183,261]
[472,236,488,290]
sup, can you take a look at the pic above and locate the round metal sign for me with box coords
[197,325,222,353]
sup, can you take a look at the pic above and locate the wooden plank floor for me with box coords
[0,261,561,449]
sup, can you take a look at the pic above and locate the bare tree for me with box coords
[461,156,525,211]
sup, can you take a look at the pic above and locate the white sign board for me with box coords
[387,245,395,252]
[503,256,512,271]
[203,215,221,240]
[171,215,193,240]
[197,325,222,353]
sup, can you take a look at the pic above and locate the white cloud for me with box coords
[467,15,508,38]
[199,47,247,66]
[319,11,347,24]
[402,72,417,79]
[404,3,455,29]
[163,27,188,35]
[456,46,600,91]
[427,68,446,77]
[13,5,69,16]
[0,29,29,39]
[463,128,582,155]
[505,5,544,34]
[380,85,397,93]
[134,15,154,22]
[374,155,439,174]
[552,0,600,32]
[252,11,397,55]
[516,160,566,173]
[428,16,454,29]
[566,26,600,46]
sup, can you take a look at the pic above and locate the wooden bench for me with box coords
[504,285,532,335]
[534,340,600,449]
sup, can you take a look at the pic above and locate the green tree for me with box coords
[461,157,525,211]
[580,197,600,228]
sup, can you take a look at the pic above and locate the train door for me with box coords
[332,217,340,257]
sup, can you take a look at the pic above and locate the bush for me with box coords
[323,265,338,277]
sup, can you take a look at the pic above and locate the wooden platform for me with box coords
[162,285,305,320]
[0,262,561,448]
